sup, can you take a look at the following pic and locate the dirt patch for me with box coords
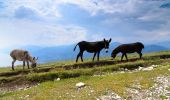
[0,77,38,95]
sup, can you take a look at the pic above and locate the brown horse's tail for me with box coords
[73,43,78,51]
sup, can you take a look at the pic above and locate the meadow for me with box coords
[0,51,170,99]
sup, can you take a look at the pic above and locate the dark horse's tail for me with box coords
[73,43,79,51]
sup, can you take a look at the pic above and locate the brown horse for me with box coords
[111,42,144,61]
[10,49,38,70]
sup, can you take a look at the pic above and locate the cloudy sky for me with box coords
[0,0,170,48]
[0,0,170,66]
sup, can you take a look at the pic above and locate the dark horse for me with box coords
[111,42,144,61]
[74,38,112,62]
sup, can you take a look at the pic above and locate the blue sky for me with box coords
[0,0,170,66]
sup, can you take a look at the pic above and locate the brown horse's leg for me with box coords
[23,61,25,70]
[121,53,124,61]
[92,52,97,62]
[125,53,128,61]
[12,59,16,70]
[27,61,30,69]
[23,61,25,67]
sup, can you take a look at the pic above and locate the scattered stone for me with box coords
[57,78,60,81]
[142,66,154,71]
[120,71,125,73]
[25,95,29,98]
[98,90,123,100]
[76,82,86,88]
[66,92,69,95]
[126,76,170,99]
[119,68,124,71]
[138,65,158,71]
[124,68,128,71]
[90,90,95,93]
[71,95,76,98]
[138,66,143,71]
[151,65,158,68]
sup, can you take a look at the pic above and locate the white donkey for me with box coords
[10,49,38,70]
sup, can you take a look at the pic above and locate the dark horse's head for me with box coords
[111,49,117,59]
[103,38,112,53]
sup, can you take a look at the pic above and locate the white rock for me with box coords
[57,78,60,81]
[124,68,128,71]
[120,71,125,73]
[76,82,86,88]
[151,65,158,68]
[90,90,95,93]
[138,67,143,71]
[142,66,153,71]
[25,95,29,98]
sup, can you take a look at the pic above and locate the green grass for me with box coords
[0,51,170,99]
[1,58,169,84]
[1,64,170,100]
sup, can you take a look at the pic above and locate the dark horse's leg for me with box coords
[80,53,84,62]
[93,52,97,62]
[125,53,128,61]
[137,52,142,59]
[76,51,83,62]
[97,51,100,61]
[121,53,125,61]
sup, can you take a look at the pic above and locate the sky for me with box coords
[0,0,170,66]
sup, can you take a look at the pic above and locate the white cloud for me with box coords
[2,0,62,19]
[1,0,149,18]
[0,18,88,49]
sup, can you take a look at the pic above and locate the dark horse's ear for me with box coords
[109,38,112,43]
[33,57,35,60]
[103,38,106,42]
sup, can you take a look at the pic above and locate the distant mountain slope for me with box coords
[160,3,170,8]
[143,45,169,53]
[156,41,170,49]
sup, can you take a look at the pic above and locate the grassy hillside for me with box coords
[0,51,170,99]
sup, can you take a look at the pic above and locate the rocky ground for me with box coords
[126,76,170,100]
[98,76,170,100]
[97,65,170,100]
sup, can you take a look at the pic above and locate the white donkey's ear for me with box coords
[109,38,112,43]
[36,57,38,60]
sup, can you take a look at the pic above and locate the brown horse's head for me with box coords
[31,57,38,68]
[103,38,112,53]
